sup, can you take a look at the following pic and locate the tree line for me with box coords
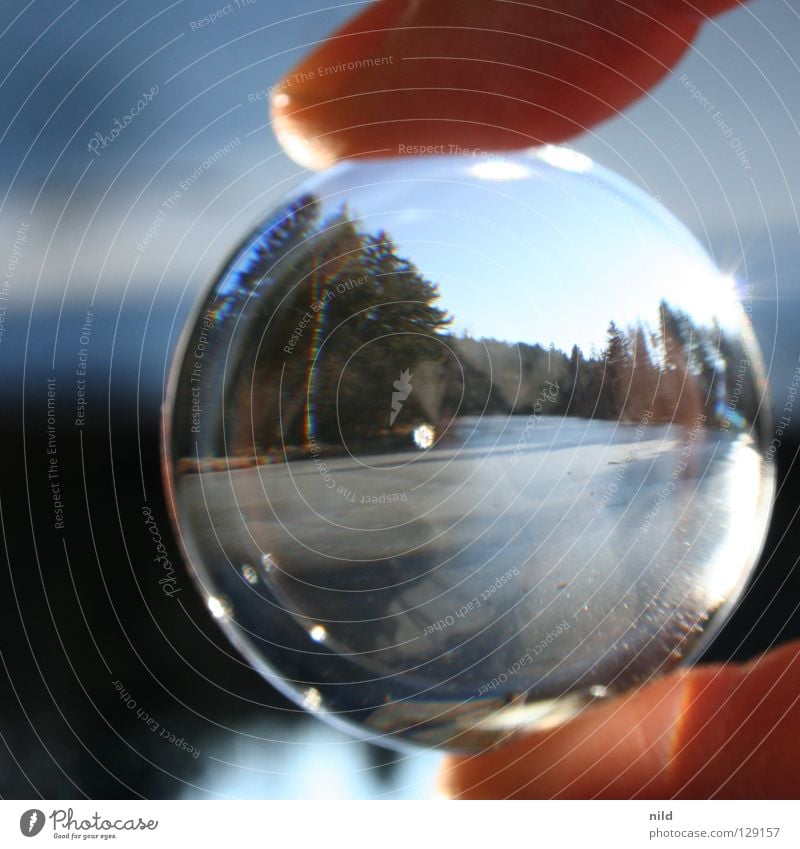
[196,194,753,455]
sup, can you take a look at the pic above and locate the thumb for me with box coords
[442,639,800,798]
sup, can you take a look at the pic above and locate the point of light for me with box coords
[686,270,746,332]
[535,144,592,174]
[413,424,435,449]
[303,687,322,711]
[469,160,532,182]
[208,595,231,619]
[310,624,328,643]
[272,92,290,109]
[535,145,593,174]
[273,116,338,170]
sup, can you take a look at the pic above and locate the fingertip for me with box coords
[270,0,746,168]
[442,671,692,799]
[442,641,800,799]
[669,640,800,797]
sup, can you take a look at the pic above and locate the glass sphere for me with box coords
[165,148,774,752]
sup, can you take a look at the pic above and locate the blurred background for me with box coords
[1,0,799,798]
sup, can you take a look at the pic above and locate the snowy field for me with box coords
[178,415,766,703]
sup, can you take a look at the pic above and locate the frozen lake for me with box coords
[176,414,768,745]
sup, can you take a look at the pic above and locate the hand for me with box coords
[271,0,800,799]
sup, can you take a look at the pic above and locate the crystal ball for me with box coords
[165,148,774,751]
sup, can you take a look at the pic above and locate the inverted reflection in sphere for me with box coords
[166,149,773,751]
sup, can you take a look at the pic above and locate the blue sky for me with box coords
[304,150,745,355]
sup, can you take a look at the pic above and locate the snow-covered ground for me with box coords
[178,415,768,706]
